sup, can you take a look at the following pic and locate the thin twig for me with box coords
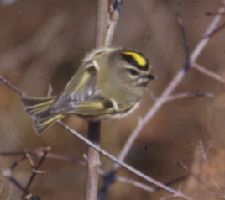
[193,63,225,84]
[2,169,41,200]
[1,148,157,195]
[3,171,24,196]
[1,148,157,196]
[116,176,155,193]
[112,2,225,171]
[22,147,50,199]
[0,151,26,156]
[0,148,85,166]
[58,121,192,200]
[198,139,207,161]
[105,0,123,46]
[0,75,24,97]
[164,91,214,103]
[10,154,27,171]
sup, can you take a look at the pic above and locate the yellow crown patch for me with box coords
[122,51,146,67]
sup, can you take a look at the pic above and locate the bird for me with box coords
[21,47,155,134]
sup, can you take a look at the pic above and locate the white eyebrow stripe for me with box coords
[92,60,100,70]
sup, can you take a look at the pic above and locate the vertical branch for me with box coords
[86,122,101,200]
[86,0,123,199]
[86,0,109,200]
[105,0,123,46]
[95,0,108,48]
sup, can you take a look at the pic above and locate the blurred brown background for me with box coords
[0,0,225,199]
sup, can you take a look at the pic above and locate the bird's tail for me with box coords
[21,96,64,134]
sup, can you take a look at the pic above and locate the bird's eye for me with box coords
[127,69,139,76]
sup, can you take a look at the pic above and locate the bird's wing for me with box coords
[66,97,115,117]
[52,64,115,116]
[52,65,134,117]
[65,64,97,98]
[62,96,136,118]
[54,64,99,106]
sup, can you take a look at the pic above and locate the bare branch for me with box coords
[2,165,41,200]
[58,121,191,200]
[86,121,101,200]
[164,91,214,103]
[1,148,156,195]
[87,1,123,199]
[112,2,225,171]
[0,75,24,97]
[86,0,110,199]
[22,147,50,199]
[116,176,155,193]
[193,63,225,84]
[95,0,108,48]
[105,0,123,46]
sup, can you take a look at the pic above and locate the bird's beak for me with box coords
[149,74,155,80]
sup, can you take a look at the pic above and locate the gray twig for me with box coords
[22,147,50,199]
[112,2,225,171]
[105,0,123,46]
[1,148,156,195]
[193,63,225,84]
[0,75,24,97]
[58,121,192,200]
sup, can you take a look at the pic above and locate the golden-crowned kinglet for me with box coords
[21,47,155,134]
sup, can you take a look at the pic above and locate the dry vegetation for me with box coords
[0,0,225,199]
